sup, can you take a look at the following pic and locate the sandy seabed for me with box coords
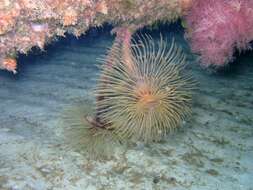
[0,27,252,190]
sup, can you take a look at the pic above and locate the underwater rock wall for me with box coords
[1,0,252,72]
[0,0,192,73]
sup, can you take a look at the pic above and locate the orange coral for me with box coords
[0,2,20,35]
[2,58,17,74]
[0,17,12,35]
[63,8,78,26]
[95,0,108,15]
[0,13,16,35]
[19,0,39,9]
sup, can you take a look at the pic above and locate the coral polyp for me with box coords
[96,35,194,142]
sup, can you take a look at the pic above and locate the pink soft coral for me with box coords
[185,0,253,67]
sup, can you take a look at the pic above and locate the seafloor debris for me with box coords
[0,0,190,72]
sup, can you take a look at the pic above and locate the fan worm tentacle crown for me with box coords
[95,34,194,142]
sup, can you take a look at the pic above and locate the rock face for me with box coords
[1,0,252,72]
[0,0,188,73]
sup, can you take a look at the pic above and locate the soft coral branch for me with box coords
[185,0,253,67]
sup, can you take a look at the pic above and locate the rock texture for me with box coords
[0,0,190,73]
